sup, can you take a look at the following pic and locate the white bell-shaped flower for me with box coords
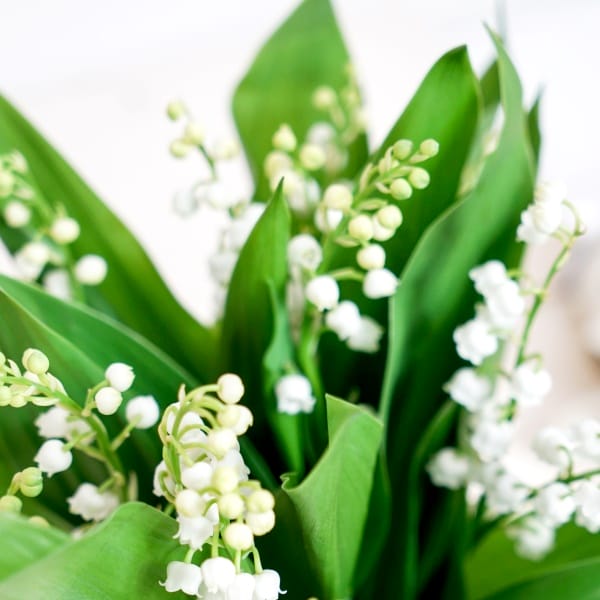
[42,269,72,300]
[469,260,508,296]
[217,374,245,404]
[445,368,492,412]
[211,449,250,482]
[35,405,83,439]
[346,316,384,353]
[226,572,255,600]
[161,561,203,595]
[3,201,31,228]
[453,317,498,366]
[105,362,135,392]
[571,419,600,458]
[253,569,283,600]
[356,244,386,271]
[485,471,529,515]
[50,217,80,245]
[125,395,160,429]
[206,428,239,458]
[573,480,600,533]
[510,362,552,406]
[323,183,352,210]
[217,405,253,436]
[426,448,470,490]
[305,276,339,311]
[535,181,567,206]
[362,268,398,299]
[484,280,526,330]
[532,426,573,470]
[507,515,555,560]
[246,510,276,536]
[181,461,214,491]
[74,254,108,285]
[153,460,176,498]
[94,386,123,416]
[67,482,119,522]
[34,439,73,476]
[470,419,514,462]
[534,482,575,527]
[325,301,361,341]
[175,504,219,549]
[275,374,316,415]
[201,557,236,594]
[314,206,343,233]
[287,234,322,275]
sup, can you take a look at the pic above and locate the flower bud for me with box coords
[299,144,326,171]
[20,241,50,266]
[408,167,430,189]
[363,268,399,299]
[22,348,50,375]
[43,269,72,300]
[325,301,361,341]
[175,489,205,518]
[348,215,374,241]
[389,178,412,200]
[169,139,191,158]
[181,462,214,491]
[104,362,134,392]
[50,217,80,244]
[0,495,22,513]
[223,522,254,550]
[29,516,49,527]
[217,373,245,404]
[246,510,276,536]
[272,124,297,152]
[371,217,395,241]
[392,139,413,160]
[166,100,186,121]
[125,395,160,429]
[212,138,240,160]
[184,121,205,145]
[3,201,31,227]
[305,275,339,311]
[19,467,43,497]
[376,205,403,230]
[0,169,15,196]
[246,489,275,513]
[34,439,73,476]
[217,492,245,519]
[287,234,323,273]
[74,254,107,285]
[206,428,238,458]
[217,404,253,436]
[313,86,337,110]
[0,387,11,407]
[420,138,439,157]
[211,466,239,494]
[356,244,386,271]
[264,151,293,179]
[94,387,123,416]
[323,183,353,211]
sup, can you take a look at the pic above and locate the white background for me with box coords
[1,0,599,476]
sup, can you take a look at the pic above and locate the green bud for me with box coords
[169,139,191,158]
[9,394,27,408]
[166,100,186,121]
[0,387,11,407]
[22,348,50,375]
[392,139,413,160]
[408,167,430,189]
[0,495,22,513]
[419,138,439,157]
[0,170,15,197]
[28,515,49,528]
[389,178,412,201]
[19,467,43,497]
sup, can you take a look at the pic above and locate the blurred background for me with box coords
[1,0,599,477]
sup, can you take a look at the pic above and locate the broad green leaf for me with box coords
[486,557,600,600]
[220,186,289,436]
[282,395,383,599]
[319,46,481,400]
[466,523,600,599]
[0,95,217,381]
[233,0,368,198]
[0,502,186,599]
[375,31,535,599]
[0,514,69,581]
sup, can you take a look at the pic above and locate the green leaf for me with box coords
[485,557,600,600]
[0,503,186,600]
[0,94,217,381]
[233,0,368,198]
[282,395,384,599]
[319,45,481,399]
[0,514,69,581]
[220,185,290,435]
[466,523,600,599]
[375,30,535,599]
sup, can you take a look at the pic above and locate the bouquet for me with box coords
[0,1,595,598]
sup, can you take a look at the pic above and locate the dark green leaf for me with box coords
[233,0,368,198]
[0,94,217,381]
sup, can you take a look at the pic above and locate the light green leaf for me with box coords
[0,94,217,381]
[375,30,535,599]
[0,514,69,581]
[0,503,186,600]
[282,395,384,599]
[233,0,368,198]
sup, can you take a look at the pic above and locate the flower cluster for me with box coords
[157,374,283,599]
[0,151,107,298]
[0,349,159,524]
[427,182,590,560]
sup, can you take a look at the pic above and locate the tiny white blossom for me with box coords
[470,419,514,462]
[246,510,276,536]
[453,317,498,365]
[322,183,353,210]
[573,480,600,533]
[287,234,322,275]
[356,244,386,271]
[206,428,239,458]
[427,448,470,490]
[94,386,123,416]
[362,268,399,299]
[253,569,284,600]
[181,461,214,491]
[264,151,293,181]
[275,374,316,415]
[153,460,176,498]
[3,201,31,228]
[105,362,135,392]
[510,362,552,407]
[346,316,384,353]
[125,395,160,429]
[42,269,72,300]
[35,406,91,440]
[371,217,395,241]
[507,516,555,560]
[67,482,119,522]
[299,143,326,171]
[217,373,245,404]
[325,301,361,341]
[74,254,108,285]
[217,405,253,436]
[572,418,600,458]
[469,261,509,297]
[227,572,255,600]
[201,557,236,594]
[161,561,203,596]
[486,471,529,515]
[175,505,220,549]
[305,275,339,311]
[532,426,573,470]
[534,482,575,527]
[484,280,526,330]
[314,206,343,233]
[272,124,297,153]
[445,368,492,412]
[49,217,80,245]
[223,522,254,550]
[34,439,73,476]
[535,181,567,206]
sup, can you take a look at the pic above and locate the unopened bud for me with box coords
[392,140,413,160]
[22,349,50,375]
[408,167,430,189]
[389,178,412,200]
[348,215,374,241]
[376,205,403,230]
